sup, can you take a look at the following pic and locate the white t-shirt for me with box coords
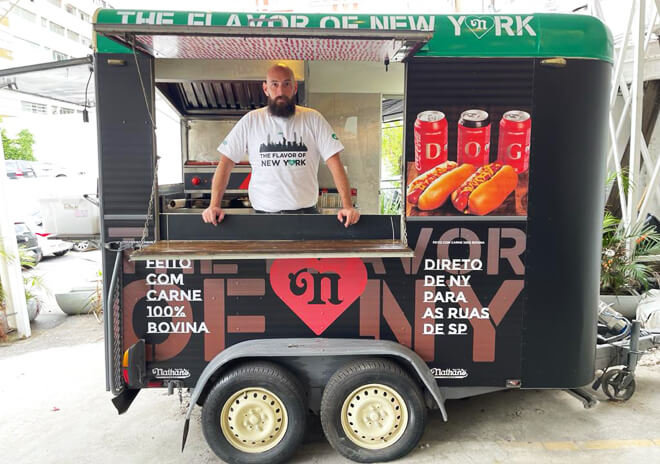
[218,106,344,212]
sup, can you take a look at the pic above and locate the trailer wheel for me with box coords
[201,361,306,464]
[320,359,426,463]
[601,368,636,401]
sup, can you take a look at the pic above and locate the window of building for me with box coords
[49,21,65,36]
[12,6,37,22]
[80,11,90,22]
[67,30,80,42]
[80,36,91,47]
[59,108,75,115]
[51,106,59,114]
[52,50,68,61]
[21,101,47,114]
[41,17,48,27]
[46,0,62,7]
[65,3,76,15]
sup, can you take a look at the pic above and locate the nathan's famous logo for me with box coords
[259,132,308,167]
[448,15,536,38]
[270,258,368,335]
[151,367,191,379]
[430,367,468,379]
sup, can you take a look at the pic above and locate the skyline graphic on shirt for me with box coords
[259,132,308,152]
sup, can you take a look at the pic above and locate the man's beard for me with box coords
[268,96,296,118]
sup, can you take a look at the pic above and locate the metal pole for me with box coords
[608,115,629,222]
[604,4,634,208]
[628,0,645,236]
[603,6,658,206]
[637,148,660,223]
[105,248,122,393]
[0,128,31,338]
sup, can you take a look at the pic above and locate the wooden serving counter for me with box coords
[129,239,413,260]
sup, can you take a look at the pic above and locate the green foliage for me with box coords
[379,187,402,215]
[82,270,103,322]
[601,211,660,295]
[380,121,404,215]
[381,122,403,178]
[605,167,634,197]
[2,129,36,161]
[0,242,44,312]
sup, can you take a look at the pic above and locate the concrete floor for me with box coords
[1,252,660,463]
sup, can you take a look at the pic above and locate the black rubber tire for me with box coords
[601,368,636,401]
[53,250,68,257]
[201,361,307,464]
[320,358,427,463]
[72,241,89,252]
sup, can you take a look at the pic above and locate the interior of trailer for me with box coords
[155,58,402,218]
[95,27,430,258]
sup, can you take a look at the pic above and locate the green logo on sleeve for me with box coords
[331,133,338,140]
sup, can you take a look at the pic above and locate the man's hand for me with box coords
[337,207,360,228]
[202,155,234,226]
[202,206,225,226]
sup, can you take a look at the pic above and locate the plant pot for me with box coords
[27,298,41,322]
[599,294,642,319]
[55,287,96,315]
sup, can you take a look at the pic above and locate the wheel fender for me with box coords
[181,338,447,451]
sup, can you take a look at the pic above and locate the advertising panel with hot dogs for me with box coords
[401,56,536,384]
[407,105,531,217]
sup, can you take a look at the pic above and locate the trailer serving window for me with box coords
[94,14,432,260]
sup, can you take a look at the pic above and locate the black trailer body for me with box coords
[93,10,612,463]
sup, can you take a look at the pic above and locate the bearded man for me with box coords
[202,64,360,227]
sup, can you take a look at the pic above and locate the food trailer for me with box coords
[92,10,612,464]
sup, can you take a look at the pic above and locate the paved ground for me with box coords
[1,251,660,463]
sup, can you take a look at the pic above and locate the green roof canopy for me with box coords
[94,10,613,63]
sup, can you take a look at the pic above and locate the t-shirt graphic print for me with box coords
[258,132,309,169]
[219,106,344,212]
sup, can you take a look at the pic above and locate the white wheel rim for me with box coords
[340,383,408,450]
[220,387,288,453]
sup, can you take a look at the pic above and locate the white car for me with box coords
[30,161,87,178]
[36,233,73,257]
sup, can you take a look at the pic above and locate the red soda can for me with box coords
[497,110,531,173]
[457,109,491,167]
[414,111,448,174]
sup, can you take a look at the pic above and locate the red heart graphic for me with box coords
[270,258,367,335]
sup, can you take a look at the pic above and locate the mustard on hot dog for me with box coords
[407,161,458,205]
[451,163,518,215]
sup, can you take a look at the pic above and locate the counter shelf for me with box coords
[129,239,413,260]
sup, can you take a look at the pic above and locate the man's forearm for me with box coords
[210,156,235,207]
[326,154,353,208]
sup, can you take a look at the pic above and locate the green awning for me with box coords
[93,10,613,63]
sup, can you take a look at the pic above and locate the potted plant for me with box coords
[600,211,660,317]
[0,247,45,338]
